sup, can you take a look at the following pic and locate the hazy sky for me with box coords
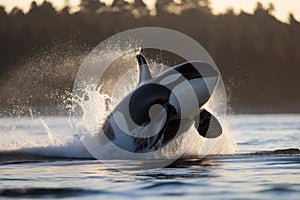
[0,0,299,23]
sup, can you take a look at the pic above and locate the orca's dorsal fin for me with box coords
[136,53,152,85]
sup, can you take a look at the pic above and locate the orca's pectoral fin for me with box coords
[195,109,222,138]
[149,104,177,150]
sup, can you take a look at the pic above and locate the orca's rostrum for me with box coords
[101,51,222,153]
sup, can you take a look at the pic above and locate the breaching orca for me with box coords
[101,51,222,153]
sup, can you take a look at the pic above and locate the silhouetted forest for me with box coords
[0,0,299,115]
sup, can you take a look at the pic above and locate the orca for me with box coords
[101,51,222,153]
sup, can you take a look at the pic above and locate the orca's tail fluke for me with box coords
[136,49,152,85]
[195,109,223,138]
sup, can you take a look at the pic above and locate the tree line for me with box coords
[0,0,299,115]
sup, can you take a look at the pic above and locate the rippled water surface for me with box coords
[0,114,300,199]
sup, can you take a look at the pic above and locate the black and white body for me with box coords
[101,51,222,153]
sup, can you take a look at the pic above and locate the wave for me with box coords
[0,188,106,198]
[1,148,299,165]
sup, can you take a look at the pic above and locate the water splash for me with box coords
[0,42,235,160]
[70,46,235,159]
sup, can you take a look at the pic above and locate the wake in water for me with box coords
[2,113,300,163]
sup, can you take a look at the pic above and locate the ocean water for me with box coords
[0,114,299,199]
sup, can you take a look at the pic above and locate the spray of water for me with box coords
[70,46,235,160]
[0,34,235,160]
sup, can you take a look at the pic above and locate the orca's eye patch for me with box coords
[129,83,172,126]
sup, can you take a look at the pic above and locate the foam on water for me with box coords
[0,117,92,159]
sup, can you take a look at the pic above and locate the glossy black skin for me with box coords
[101,59,220,153]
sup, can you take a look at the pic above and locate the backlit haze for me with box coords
[0,0,299,23]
